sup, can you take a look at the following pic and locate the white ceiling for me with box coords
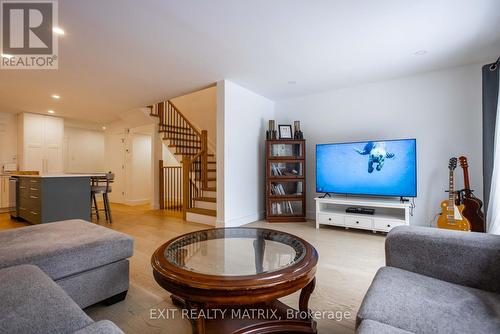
[0,0,499,124]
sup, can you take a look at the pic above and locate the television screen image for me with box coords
[316,139,417,197]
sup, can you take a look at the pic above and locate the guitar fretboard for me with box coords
[447,169,455,221]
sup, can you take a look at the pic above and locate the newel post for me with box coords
[182,156,191,221]
[159,159,164,210]
[158,102,165,126]
[201,130,208,189]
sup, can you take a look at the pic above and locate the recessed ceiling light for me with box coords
[51,94,60,99]
[414,50,427,56]
[1,54,13,59]
[48,110,55,114]
[102,126,107,131]
[53,27,65,35]
[288,80,297,85]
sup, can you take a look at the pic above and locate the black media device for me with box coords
[346,207,375,215]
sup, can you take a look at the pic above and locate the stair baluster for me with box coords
[155,101,211,220]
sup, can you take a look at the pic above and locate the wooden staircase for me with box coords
[150,101,216,225]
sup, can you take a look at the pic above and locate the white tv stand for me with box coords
[315,197,411,232]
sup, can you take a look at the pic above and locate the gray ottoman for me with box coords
[0,264,124,334]
[0,219,134,308]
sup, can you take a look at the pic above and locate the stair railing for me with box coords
[154,101,209,219]
[159,160,182,212]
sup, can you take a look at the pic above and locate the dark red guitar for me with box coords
[458,156,485,232]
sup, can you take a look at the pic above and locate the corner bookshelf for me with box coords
[265,139,306,222]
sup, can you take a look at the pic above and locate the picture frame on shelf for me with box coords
[278,125,293,139]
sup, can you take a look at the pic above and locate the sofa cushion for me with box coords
[0,264,93,334]
[357,267,500,334]
[73,320,125,334]
[0,219,133,280]
[357,320,414,334]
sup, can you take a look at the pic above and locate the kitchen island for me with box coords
[14,174,94,224]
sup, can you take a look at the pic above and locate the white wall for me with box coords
[218,80,275,227]
[64,127,105,173]
[275,63,483,227]
[162,143,180,166]
[0,112,17,168]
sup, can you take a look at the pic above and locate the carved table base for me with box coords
[171,278,317,334]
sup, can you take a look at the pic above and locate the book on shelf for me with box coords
[271,201,295,215]
[266,140,305,221]
[271,183,288,196]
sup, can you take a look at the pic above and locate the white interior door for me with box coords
[106,133,126,204]
[128,133,152,203]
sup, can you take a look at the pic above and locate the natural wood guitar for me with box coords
[458,156,485,232]
[437,158,471,231]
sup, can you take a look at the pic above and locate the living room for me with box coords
[0,1,499,334]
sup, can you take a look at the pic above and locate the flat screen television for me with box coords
[316,139,417,197]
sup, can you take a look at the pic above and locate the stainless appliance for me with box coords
[9,177,17,219]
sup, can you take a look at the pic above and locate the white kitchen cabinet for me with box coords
[18,113,64,174]
[0,176,11,209]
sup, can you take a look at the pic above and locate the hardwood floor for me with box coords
[0,204,385,334]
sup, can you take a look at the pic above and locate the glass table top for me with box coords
[163,228,307,276]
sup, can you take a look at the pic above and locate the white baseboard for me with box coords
[124,198,150,206]
[224,211,265,227]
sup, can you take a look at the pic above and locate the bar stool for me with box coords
[91,172,114,223]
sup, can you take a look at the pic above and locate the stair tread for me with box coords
[168,138,201,143]
[160,124,191,130]
[196,177,216,181]
[159,129,193,134]
[187,208,216,217]
[193,197,216,203]
[194,160,216,163]
[169,144,201,149]
[162,131,198,136]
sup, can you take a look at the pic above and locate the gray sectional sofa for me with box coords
[357,226,500,334]
[0,219,134,334]
[0,265,124,334]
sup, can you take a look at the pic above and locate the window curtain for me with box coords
[484,59,500,234]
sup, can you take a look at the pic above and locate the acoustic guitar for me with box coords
[458,156,485,232]
[437,158,471,231]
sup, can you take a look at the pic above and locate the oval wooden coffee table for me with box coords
[151,227,319,334]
